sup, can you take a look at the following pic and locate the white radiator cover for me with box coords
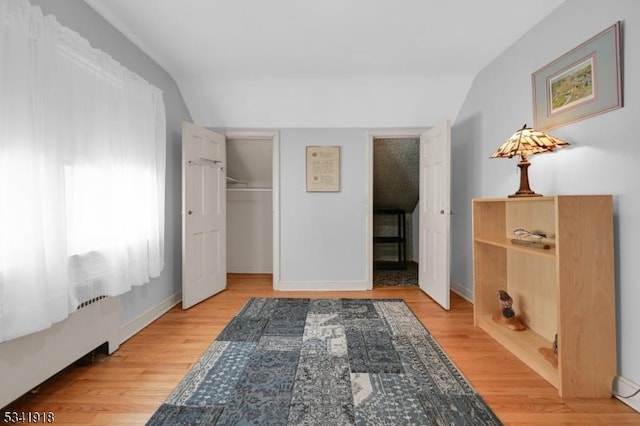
[0,296,119,408]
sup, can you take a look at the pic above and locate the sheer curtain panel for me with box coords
[0,0,166,342]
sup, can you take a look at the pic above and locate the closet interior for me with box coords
[372,137,420,285]
[226,137,273,273]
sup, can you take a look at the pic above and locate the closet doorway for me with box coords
[368,124,451,307]
[370,134,420,288]
[225,132,279,286]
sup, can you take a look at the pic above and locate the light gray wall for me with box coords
[279,129,368,283]
[452,0,640,385]
[31,0,192,325]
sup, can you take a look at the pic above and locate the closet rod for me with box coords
[226,176,247,184]
[188,158,222,167]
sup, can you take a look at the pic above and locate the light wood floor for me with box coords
[5,274,639,425]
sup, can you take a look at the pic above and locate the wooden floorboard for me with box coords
[4,274,638,425]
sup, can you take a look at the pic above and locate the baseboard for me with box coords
[278,280,471,295]
[277,280,369,291]
[228,266,273,273]
[119,291,182,344]
[451,280,473,303]
[613,376,640,413]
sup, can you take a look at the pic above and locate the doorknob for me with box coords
[188,210,193,215]
[440,209,445,214]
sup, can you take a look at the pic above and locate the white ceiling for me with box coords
[84,0,565,127]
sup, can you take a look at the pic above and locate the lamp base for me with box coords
[508,191,543,198]
[509,159,543,198]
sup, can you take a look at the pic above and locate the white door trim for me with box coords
[225,130,280,290]
[366,129,428,290]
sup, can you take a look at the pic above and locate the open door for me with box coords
[182,122,226,309]
[418,120,451,310]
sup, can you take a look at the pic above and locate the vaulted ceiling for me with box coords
[84,0,565,127]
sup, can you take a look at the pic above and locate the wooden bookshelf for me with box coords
[472,196,616,398]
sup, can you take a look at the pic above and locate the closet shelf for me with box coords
[226,176,248,185]
[227,187,272,192]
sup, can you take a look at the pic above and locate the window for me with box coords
[0,0,166,342]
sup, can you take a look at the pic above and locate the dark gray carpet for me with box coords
[373,261,418,287]
[147,298,501,425]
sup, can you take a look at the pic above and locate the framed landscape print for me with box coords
[532,21,622,130]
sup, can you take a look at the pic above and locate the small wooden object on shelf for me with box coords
[510,238,551,250]
[492,290,526,331]
[511,228,551,249]
[539,334,559,368]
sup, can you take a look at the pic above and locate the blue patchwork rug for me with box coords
[147,298,501,425]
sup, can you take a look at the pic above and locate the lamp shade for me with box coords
[491,124,570,198]
[491,124,570,160]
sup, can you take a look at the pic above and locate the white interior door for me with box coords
[182,121,226,309]
[418,120,451,310]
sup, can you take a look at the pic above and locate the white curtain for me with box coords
[0,0,166,342]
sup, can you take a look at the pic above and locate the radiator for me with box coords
[0,296,120,408]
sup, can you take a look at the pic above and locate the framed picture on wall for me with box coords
[532,21,622,131]
[306,145,340,192]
